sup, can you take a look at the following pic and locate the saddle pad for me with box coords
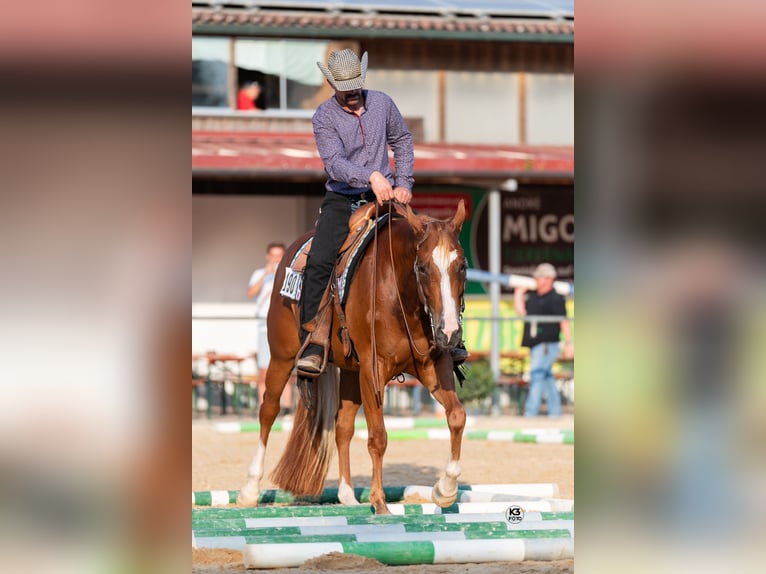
[336,213,390,304]
[278,214,392,305]
[279,237,312,301]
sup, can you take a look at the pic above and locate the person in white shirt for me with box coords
[248,241,294,415]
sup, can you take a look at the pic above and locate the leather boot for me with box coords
[296,343,323,375]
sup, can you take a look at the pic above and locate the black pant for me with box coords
[300,191,356,333]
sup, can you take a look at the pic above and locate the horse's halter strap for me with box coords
[412,231,429,308]
[369,202,436,408]
[412,248,439,343]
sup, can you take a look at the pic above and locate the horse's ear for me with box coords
[450,199,466,232]
[405,204,425,235]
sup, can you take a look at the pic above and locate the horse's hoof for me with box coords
[373,503,392,515]
[236,481,260,506]
[431,480,458,508]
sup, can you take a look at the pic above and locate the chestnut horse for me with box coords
[237,200,467,514]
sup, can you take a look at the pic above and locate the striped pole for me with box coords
[242,537,574,567]
[212,416,477,434]
[354,428,574,444]
[195,526,573,551]
[213,420,293,434]
[192,511,574,530]
[193,517,573,539]
[192,482,559,506]
[458,483,559,496]
[401,486,559,503]
[193,501,574,521]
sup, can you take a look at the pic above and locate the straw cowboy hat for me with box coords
[317,49,368,92]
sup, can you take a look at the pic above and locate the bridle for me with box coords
[399,226,437,357]
[368,201,464,405]
[369,202,428,405]
[412,234,439,345]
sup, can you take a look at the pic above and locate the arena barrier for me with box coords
[195,524,574,549]
[192,505,574,567]
[192,500,574,520]
[212,416,478,434]
[241,537,574,567]
[193,482,560,506]
[192,511,573,531]
[193,517,573,541]
[353,428,574,444]
[191,480,575,568]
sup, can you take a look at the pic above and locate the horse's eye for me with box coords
[458,261,467,273]
[416,263,428,275]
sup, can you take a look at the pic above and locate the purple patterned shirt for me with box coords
[312,90,414,196]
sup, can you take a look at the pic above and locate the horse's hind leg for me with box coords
[335,369,361,505]
[237,357,294,506]
[429,367,466,508]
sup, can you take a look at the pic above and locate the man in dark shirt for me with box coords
[296,48,468,374]
[514,263,574,417]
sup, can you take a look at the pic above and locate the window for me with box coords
[234,39,330,111]
[526,74,574,145]
[447,72,520,144]
[192,37,230,108]
[192,36,333,111]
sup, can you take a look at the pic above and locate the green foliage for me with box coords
[456,358,496,406]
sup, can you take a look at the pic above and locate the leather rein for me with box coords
[369,201,434,407]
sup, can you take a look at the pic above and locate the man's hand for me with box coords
[513,287,527,317]
[393,186,412,205]
[370,171,393,204]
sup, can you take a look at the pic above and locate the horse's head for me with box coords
[404,199,467,350]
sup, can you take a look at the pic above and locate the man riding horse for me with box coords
[296,48,468,376]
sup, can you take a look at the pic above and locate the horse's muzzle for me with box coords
[434,326,462,350]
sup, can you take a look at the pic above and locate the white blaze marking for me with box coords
[431,244,459,339]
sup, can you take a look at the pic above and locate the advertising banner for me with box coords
[411,185,574,294]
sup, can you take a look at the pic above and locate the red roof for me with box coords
[192,8,573,40]
[192,131,573,183]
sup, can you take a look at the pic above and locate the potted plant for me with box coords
[456,358,496,414]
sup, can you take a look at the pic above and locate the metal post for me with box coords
[488,188,501,415]
[206,367,213,420]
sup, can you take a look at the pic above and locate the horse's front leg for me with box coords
[359,368,390,514]
[428,356,466,508]
[335,369,362,505]
[237,358,294,506]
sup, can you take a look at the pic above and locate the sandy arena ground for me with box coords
[192,410,574,574]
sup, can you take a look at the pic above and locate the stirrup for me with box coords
[296,354,323,377]
[295,337,329,378]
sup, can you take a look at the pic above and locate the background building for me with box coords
[191,0,574,356]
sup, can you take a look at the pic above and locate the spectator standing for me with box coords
[514,263,574,417]
[248,241,293,415]
[237,81,262,111]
